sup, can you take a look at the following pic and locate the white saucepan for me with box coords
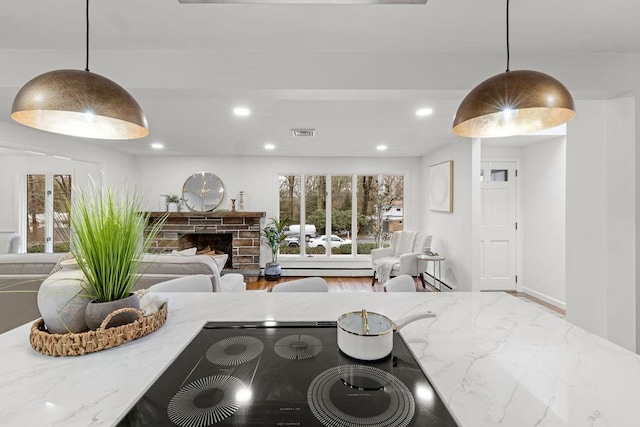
[336,309,436,361]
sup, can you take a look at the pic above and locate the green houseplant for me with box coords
[165,193,181,212]
[70,181,166,329]
[262,217,288,281]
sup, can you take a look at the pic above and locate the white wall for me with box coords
[566,98,636,351]
[605,98,636,349]
[522,137,567,307]
[132,155,423,268]
[422,138,480,292]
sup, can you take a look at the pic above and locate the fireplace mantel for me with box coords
[146,211,265,281]
[147,211,265,220]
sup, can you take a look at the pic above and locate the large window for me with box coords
[279,174,403,257]
[26,174,71,253]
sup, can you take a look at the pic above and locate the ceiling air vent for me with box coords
[291,129,315,137]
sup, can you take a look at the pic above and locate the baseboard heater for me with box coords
[421,272,455,291]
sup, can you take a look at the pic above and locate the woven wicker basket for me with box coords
[29,303,168,357]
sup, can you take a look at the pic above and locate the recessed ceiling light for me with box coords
[26,150,46,156]
[376,145,388,151]
[233,107,251,117]
[264,143,275,150]
[53,155,71,160]
[416,108,433,117]
[151,142,164,150]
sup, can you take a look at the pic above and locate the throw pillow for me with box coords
[171,247,197,256]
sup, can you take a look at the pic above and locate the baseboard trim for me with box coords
[522,286,566,311]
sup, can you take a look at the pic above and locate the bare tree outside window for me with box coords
[279,174,403,257]
[26,174,72,253]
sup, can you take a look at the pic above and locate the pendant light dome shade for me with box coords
[452,70,575,139]
[11,69,148,140]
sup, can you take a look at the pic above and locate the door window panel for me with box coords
[25,173,71,253]
[491,169,509,182]
[53,174,72,252]
[26,175,46,253]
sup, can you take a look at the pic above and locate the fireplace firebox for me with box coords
[179,233,233,269]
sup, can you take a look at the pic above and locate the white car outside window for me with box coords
[308,235,352,248]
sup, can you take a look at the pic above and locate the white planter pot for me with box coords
[167,202,179,212]
[37,261,95,334]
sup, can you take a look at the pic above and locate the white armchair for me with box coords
[371,231,432,285]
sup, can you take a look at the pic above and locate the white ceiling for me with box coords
[1,0,639,158]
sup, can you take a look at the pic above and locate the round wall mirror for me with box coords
[182,172,225,212]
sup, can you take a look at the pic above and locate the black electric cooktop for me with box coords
[118,321,458,426]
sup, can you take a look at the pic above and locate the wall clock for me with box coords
[182,172,224,212]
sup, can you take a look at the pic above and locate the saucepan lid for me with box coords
[337,309,394,336]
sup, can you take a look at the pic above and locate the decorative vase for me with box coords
[231,199,236,212]
[167,202,179,212]
[264,263,281,281]
[85,293,141,330]
[37,260,95,334]
[159,195,168,212]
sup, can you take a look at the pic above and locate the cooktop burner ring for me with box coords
[274,334,323,360]
[206,336,264,366]
[167,375,248,427]
[307,364,415,427]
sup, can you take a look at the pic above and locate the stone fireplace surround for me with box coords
[146,211,265,281]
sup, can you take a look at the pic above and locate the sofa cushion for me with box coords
[0,253,68,275]
[138,254,217,276]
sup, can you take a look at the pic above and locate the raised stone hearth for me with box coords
[146,211,265,281]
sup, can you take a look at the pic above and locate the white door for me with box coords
[479,161,517,291]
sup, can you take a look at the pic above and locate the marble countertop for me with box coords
[1,292,639,426]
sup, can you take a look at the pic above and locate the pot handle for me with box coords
[393,311,436,331]
[361,309,370,334]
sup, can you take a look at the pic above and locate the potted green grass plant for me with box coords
[70,181,166,329]
[262,217,288,281]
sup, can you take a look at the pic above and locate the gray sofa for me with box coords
[134,254,245,293]
[0,253,67,334]
[0,253,245,334]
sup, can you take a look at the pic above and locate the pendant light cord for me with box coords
[85,0,90,72]
[505,0,510,72]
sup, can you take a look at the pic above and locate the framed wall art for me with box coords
[429,160,453,212]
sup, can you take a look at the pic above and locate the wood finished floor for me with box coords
[247,276,566,316]
[247,276,439,293]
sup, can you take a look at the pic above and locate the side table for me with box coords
[417,254,445,291]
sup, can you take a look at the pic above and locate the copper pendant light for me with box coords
[452,0,575,138]
[11,0,148,140]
